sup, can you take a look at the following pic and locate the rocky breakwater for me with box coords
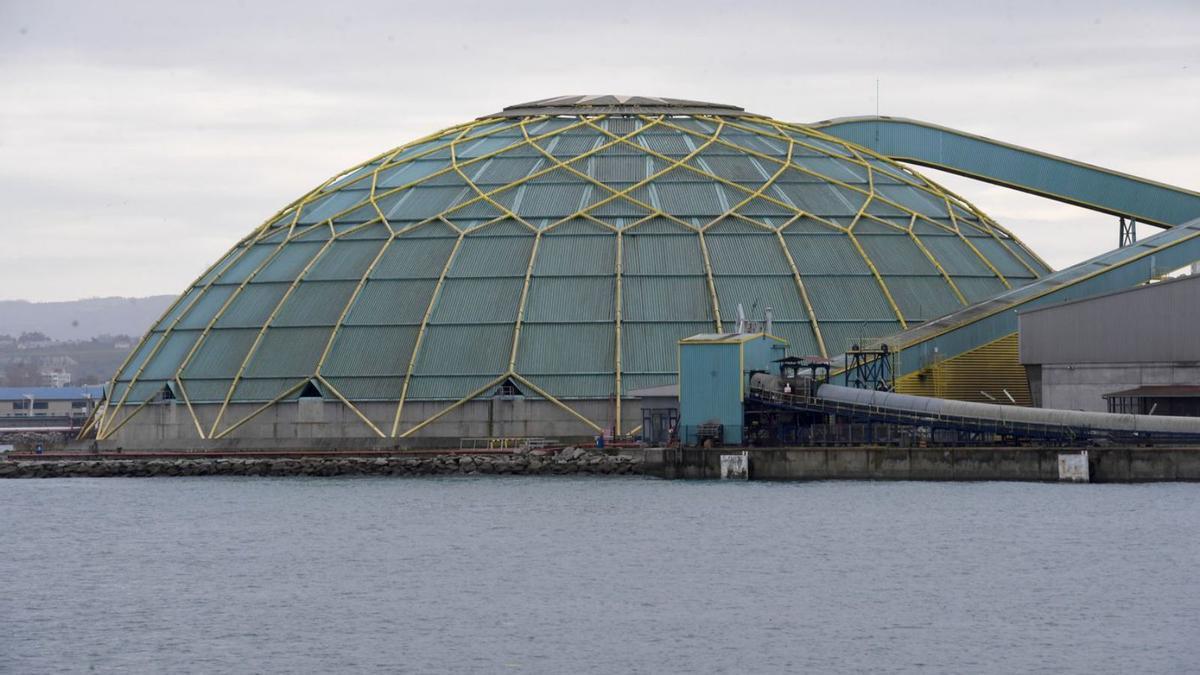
[0,446,645,479]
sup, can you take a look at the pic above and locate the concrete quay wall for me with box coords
[651,447,1200,482]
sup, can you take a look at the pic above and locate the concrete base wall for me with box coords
[102,397,644,450]
[1037,362,1200,412]
[655,447,1200,482]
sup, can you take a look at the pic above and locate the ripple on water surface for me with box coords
[2,477,1198,674]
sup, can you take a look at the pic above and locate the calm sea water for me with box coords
[2,477,1198,674]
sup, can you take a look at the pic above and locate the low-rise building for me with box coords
[0,385,106,418]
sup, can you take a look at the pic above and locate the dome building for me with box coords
[97,96,1050,445]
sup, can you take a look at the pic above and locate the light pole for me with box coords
[22,394,34,417]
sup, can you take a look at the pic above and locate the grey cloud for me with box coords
[1,0,1197,300]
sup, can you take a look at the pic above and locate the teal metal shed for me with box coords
[678,332,787,445]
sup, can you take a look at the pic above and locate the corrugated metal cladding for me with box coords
[105,96,1053,431]
[1019,274,1200,365]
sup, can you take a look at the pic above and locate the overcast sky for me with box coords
[1,0,1197,302]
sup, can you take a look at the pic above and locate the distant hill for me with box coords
[0,296,175,341]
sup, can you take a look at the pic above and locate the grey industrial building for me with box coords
[1019,274,1200,413]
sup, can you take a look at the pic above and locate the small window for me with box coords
[493,378,524,398]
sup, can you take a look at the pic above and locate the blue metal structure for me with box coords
[0,386,106,402]
[813,116,1200,228]
[840,217,1200,381]
[811,116,1200,387]
[678,332,786,444]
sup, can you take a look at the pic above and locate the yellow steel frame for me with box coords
[174,378,206,439]
[946,202,1012,290]
[210,236,337,437]
[905,214,969,307]
[729,116,1050,271]
[774,222,828,357]
[316,375,386,437]
[98,219,316,439]
[614,231,624,433]
[510,374,603,434]
[391,229,466,436]
[697,230,723,332]
[97,105,1060,442]
[75,400,103,440]
[508,231,543,372]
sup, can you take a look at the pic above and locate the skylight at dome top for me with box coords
[102,95,1050,440]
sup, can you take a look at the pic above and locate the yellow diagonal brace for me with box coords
[75,403,101,441]
[212,380,308,440]
[838,154,908,329]
[517,115,698,232]
[697,230,723,332]
[904,214,968,306]
[510,373,603,434]
[657,116,877,212]
[315,237,395,373]
[942,195,1012,289]
[398,374,509,439]
[174,379,206,440]
[707,117,954,229]
[699,131,795,231]
[170,226,324,415]
[846,225,908,329]
[918,176,1048,275]
[97,398,153,441]
[100,222,298,437]
[774,227,828,357]
[589,117,800,217]
[573,116,725,225]
[209,237,337,437]
[614,230,624,434]
[384,116,603,226]
[315,375,385,438]
[391,231,466,436]
[508,231,543,371]
[290,117,528,218]
[312,116,581,232]
[450,128,538,233]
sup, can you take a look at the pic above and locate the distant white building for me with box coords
[41,368,72,388]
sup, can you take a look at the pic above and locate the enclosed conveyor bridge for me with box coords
[811,116,1200,391]
[812,116,1200,228]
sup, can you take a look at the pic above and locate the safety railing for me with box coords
[745,386,1200,444]
[458,437,558,451]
